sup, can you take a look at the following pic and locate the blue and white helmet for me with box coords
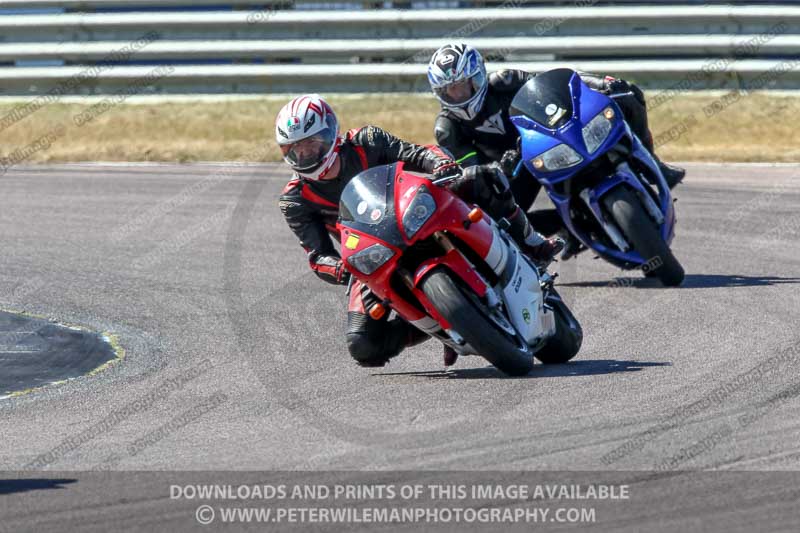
[427,43,488,121]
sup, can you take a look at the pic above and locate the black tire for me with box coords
[420,267,534,376]
[602,187,685,287]
[535,289,583,364]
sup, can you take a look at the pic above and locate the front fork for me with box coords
[580,130,670,253]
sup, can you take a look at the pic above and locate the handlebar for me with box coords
[431,173,462,187]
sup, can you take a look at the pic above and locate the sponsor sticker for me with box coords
[345,234,360,250]
[522,308,531,324]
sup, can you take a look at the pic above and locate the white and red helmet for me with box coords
[275,94,341,180]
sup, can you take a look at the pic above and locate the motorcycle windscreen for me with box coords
[339,163,405,248]
[509,68,575,130]
[340,165,390,225]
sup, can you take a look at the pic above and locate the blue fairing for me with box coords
[511,73,626,185]
[510,70,675,270]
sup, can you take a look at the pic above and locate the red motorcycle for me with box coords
[337,162,582,376]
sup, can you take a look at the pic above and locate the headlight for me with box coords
[531,144,583,172]
[581,107,615,154]
[347,243,394,275]
[402,185,436,238]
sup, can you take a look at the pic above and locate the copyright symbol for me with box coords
[196,505,215,525]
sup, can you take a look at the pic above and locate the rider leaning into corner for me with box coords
[428,43,687,259]
[277,94,563,368]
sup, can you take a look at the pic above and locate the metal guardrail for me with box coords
[3,35,800,62]
[0,5,799,95]
[3,5,800,25]
[3,60,800,95]
[0,0,794,7]
[2,7,800,41]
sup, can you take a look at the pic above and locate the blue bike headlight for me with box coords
[530,144,583,172]
[347,243,394,275]
[581,106,615,154]
[402,185,437,238]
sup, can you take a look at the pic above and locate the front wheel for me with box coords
[602,187,685,287]
[420,267,533,376]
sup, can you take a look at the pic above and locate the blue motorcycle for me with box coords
[509,68,684,286]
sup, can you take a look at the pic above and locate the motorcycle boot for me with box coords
[657,160,686,189]
[507,207,564,268]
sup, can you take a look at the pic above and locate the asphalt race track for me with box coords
[1,162,799,531]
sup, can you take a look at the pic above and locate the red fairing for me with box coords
[394,165,494,257]
[337,227,427,323]
[337,162,500,332]
[413,248,487,298]
[440,204,494,259]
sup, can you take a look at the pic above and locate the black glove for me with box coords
[605,77,631,95]
[432,160,462,180]
[449,161,512,196]
[444,164,477,193]
[500,149,521,179]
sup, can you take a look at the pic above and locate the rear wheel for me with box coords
[535,289,583,364]
[602,187,684,287]
[420,267,533,376]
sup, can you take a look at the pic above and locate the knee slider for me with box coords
[346,332,389,367]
